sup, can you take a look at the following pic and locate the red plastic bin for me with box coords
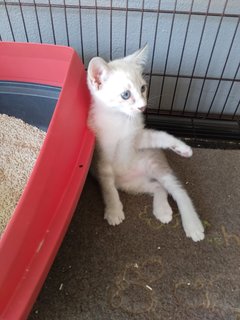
[0,42,95,319]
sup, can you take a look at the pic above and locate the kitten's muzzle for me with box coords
[138,106,147,112]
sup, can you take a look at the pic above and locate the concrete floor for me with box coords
[29,148,240,320]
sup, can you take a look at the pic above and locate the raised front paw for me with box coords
[104,208,125,226]
[171,142,193,158]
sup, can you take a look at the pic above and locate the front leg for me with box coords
[137,129,192,158]
[98,162,125,226]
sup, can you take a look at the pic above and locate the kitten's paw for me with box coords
[104,208,125,226]
[171,143,193,158]
[183,217,205,242]
[154,204,173,224]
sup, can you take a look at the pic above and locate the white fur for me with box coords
[87,45,205,242]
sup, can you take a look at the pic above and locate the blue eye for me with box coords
[141,85,147,93]
[121,90,131,100]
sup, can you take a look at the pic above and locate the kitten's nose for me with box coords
[138,106,146,112]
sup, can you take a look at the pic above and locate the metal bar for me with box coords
[147,73,240,82]
[48,0,56,44]
[124,0,129,56]
[206,17,240,118]
[63,0,70,46]
[3,0,15,41]
[1,1,239,19]
[78,0,84,64]
[146,115,240,142]
[138,0,145,48]
[232,98,240,120]
[170,0,194,114]
[95,0,99,56]
[147,0,161,100]
[146,110,240,122]
[110,0,113,60]
[158,0,178,111]
[18,0,29,42]
[194,0,228,117]
[220,61,240,119]
[33,0,42,43]
[182,0,211,114]
[146,108,238,121]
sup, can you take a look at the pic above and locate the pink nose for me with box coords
[138,106,146,112]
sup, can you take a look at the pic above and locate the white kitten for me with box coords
[87,46,205,242]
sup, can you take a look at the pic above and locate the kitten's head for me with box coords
[87,45,148,117]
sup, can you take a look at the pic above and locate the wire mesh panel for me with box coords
[0,0,240,139]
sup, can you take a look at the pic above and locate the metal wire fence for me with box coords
[0,0,240,140]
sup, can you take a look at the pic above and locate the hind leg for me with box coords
[121,151,173,224]
[145,153,204,242]
[153,184,173,224]
[131,177,173,224]
[117,165,173,224]
[159,173,205,242]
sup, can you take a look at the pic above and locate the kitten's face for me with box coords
[88,46,148,117]
[94,67,147,116]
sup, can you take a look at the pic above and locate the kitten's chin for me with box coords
[124,110,144,119]
[133,107,146,115]
[109,105,146,118]
[138,106,147,112]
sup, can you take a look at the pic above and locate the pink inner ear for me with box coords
[89,57,109,90]
[93,70,102,86]
[91,65,105,90]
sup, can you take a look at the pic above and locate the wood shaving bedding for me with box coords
[0,114,46,237]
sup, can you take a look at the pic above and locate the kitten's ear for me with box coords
[124,44,148,69]
[88,57,110,90]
